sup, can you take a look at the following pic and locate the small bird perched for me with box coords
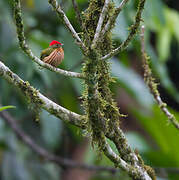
[40,40,64,67]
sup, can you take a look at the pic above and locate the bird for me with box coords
[40,40,64,67]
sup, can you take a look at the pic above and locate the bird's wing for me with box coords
[40,48,55,60]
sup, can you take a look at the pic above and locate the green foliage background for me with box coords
[0,0,179,179]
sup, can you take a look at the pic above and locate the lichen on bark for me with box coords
[81,0,123,147]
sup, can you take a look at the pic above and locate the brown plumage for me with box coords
[43,48,64,67]
[40,40,64,67]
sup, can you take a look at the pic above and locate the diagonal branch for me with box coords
[0,110,119,173]
[140,25,179,130]
[48,0,86,52]
[0,110,173,177]
[91,0,110,49]
[101,0,146,60]
[101,0,130,36]
[101,135,152,180]
[0,60,85,128]
[13,0,84,79]
[106,127,139,166]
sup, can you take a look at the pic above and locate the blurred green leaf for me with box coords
[144,0,165,31]
[40,110,63,149]
[157,27,171,61]
[111,58,154,108]
[132,105,179,166]
[126,132,152,153]
[165,8,179,43]
[0,106,16,112]
[84,144,97,165]
[112,11,128,41]
[155,7,179,62]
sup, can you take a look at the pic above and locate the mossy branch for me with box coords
[101,0,146,60]
[0,110,122,173]
[13,0,84,79]
[91,0,110,49]
[48,0,87,52]
[98,134,152,180]
[81,0,154,179]
[0,60,85,128]
[140,25,179,130]
[101,0,130,37]
[5,0,156,179]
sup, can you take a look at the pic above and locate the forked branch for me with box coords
[101,0,130,36]
[0,109,151,179]
[13,0,84,79]
[101,0,146,60]
[100,134,152,180]
[91,0,110,49]
[0,60,85,128]
[48,0,86,52]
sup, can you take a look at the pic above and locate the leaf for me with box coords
[0,106,16,112]
[111,58,154,108]
[157,27,171,61]
[112,11,128,41]
[40,110,63,149]
[132,105,179,166]
[165,8,179,43]
[126,132,152,153]
[143,0,165,31]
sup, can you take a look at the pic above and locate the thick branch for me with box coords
[48,0,86,52]
[13,0,84,79]
[101,136,152,180]
[140,25,179,130]
[106,128,139,165]
[0,109,172,177]
[91,0,110,49]
[101,0,146,60]
[105,126,155,180]
[101,0,129,36]
[0,60,85,128]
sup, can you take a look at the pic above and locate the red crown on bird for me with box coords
[49,40,63,46]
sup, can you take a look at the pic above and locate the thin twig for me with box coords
[101,0,146,60]
[91,0,110,49]
[13,0,84,79]
[48,0,86,52]
[72,0,83,27]
[140,25,179,130]
[0,60,85,128]
[101,0,129,36]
